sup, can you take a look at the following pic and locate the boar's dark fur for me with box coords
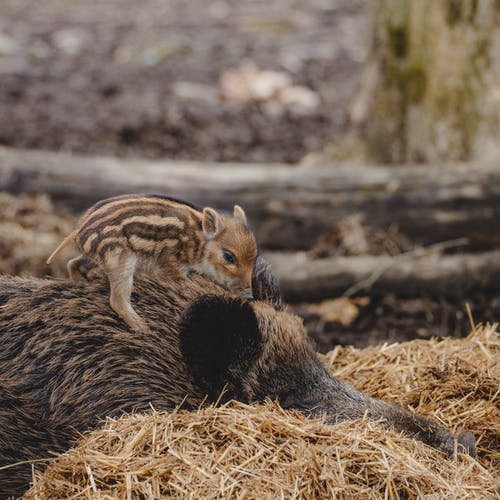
[0,273,475,496]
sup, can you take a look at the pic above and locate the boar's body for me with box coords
[0,275,206,495]
[0,274,474,496]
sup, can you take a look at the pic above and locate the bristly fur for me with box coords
[146,194,202,212]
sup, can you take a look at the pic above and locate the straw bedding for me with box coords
[25,324,499,499]
[0,192,74,278]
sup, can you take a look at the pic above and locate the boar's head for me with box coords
[179,294,476,458]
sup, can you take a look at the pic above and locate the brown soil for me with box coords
[295,293,500,352]
[0,0,368,163]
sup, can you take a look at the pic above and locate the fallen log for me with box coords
[265,250,500,302]
[1,147,499,250]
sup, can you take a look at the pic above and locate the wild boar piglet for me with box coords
[47,194,257,331]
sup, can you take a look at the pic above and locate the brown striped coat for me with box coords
[47,194,257,331]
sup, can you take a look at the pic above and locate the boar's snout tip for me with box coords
[457,430,477,458]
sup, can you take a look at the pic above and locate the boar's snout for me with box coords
[267,362,479,460]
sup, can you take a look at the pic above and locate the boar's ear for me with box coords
[202,207,222,238]
[252,255,284,311]
[179,294,262,399]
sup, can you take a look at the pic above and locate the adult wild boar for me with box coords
[0,272,475,495]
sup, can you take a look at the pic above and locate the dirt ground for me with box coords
[295,293,500,351]
[0,0,368,163]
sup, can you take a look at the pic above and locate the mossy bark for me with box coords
[355,0,500,163]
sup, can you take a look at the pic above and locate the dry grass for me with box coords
[324,323,500,473]
[0,192,75,278]
[25,324,499,499]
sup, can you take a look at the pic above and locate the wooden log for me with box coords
[1,147,499,250]
[265,250,500,302]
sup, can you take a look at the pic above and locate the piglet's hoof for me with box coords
[457,430,477,458]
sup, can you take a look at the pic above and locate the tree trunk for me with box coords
[351,0,500,164]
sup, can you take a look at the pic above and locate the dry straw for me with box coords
[25,324,499,499]
[0,192,74,278]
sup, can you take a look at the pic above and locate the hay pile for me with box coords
[323,323,500,473]
[25,325,499,499]
[0,192,75,277]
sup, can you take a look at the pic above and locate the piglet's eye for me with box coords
[223,250,237,265]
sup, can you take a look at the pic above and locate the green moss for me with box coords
[246,20,295,37]
[457,90,480,156]
[447,0,480,25]
[388,26,408,58]
[473,39,491,66]
[402,66,427,103]
[446,0,463,25]
[432,77,483,158]
[469,0,479,21]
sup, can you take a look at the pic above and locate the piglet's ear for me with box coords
[179,295,262,400]
[202,207,222,237]
[233,205,248,225]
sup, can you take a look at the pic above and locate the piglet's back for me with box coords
[74,194,204,256]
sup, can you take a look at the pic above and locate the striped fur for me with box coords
[47,194,258,331]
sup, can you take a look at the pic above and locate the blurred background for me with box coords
[0,0,499,351]
[0,0,369,161]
